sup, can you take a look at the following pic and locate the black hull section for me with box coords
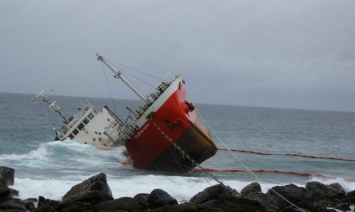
[143,127,217,172]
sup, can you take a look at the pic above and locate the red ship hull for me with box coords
[125,76,217,172]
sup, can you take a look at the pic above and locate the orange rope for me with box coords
[217,148,355,162]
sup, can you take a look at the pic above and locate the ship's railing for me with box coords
[105,121,138,145]
[162,72,177,83]
[147,72,178,102]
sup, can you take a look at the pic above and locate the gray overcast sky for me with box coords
[1,1,355,112]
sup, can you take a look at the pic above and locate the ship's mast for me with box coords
[96,54,149,104]
[36,90,69,123]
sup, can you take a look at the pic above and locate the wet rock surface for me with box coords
[1,166,354,212]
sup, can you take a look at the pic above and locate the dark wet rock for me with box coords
[332,203,351,211]
[0,198,27,211]
[306,181,339,199]
[241,182,262,197]
[202,194,265,212]
[9,188,19,197]
[199,207,224,212]
[266,184,306,210]
[62,172,113,204]
[305,181,348,207]
[63,190,113,205]
[34,196,61,212]
[0,166,15,186]
[147,188,178,208]
[2,166,354,212]
[0,198,35,211]
[240,181,273,209]
[93,197,142,211]
[150,202,198,212]
[346,190,355,203]
[0,182,10,202]
[133,193,149,209]
[189,184,239,204]
[56,201,93,212]
[194,195,266,212]
[193,199,219,211]
[328,183,345,194]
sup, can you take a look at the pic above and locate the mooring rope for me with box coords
[151,120,240,195]
[195,108,307,212]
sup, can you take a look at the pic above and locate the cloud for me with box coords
[1,0,355,111]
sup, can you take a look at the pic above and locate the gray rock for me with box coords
[0,166,15,186]
[266,184,306,210]
[62,173,112,202]
[61,190,113,204]
[190,184,239,204]
[241,182,262,197]
[306,181,347,207]
[147,189,178,208]
[240,182,270,207]
[328,183,345,194]
[306,181,338,199]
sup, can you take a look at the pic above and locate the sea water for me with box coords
[0,92,354,202]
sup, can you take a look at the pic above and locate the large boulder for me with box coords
[62,173,112,203]
[147,189,178,208]
[306,181,341,199]
[241,182,276,211]
[265,184,306,210]
[0,166,14,186]
[134,193,150,209]
[241,182,262,197]
[62,190,113,205]
[190,184,239,204]
[305,181,347,207]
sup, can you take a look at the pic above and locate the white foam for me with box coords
[1,146,49,161]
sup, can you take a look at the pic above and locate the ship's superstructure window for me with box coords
[88,113,94,120]
[83,118,90,125]
[77,123,84,131]
[73,129,79,136]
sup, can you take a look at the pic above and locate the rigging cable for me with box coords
[195,108,306,212]
[109,62,156,89]
[106,58,163,81]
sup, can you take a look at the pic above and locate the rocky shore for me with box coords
[1,166,354,212]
